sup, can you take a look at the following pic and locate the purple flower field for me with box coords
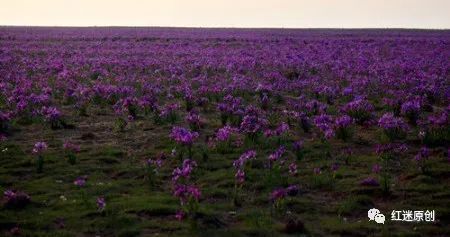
[0,27,449,236]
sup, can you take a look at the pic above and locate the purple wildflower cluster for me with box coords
[172,159,200,221]
[74,176,87,187]
[170,126,199,146]
[40,106,62,122]
[159,103,180,122]
[400,99,421,124]
[173,184,201,205]
[96,196,106,212]
[414,147,431,173]
[185,110,202,130]
[418,110,449,146]
[215,125,238,142]
[3,190,31,209]
[233,150,257,169]
[240,114,268,137]
[233,150,257,184]
[1,27,449,233]
[270,188,287,202]
[360,177,380,187]
[334,115,353,141]
[289,163,298,176]
[172,159,197,182]
[264,122,290,138]
[313,114,334,139]
[270,185,298,203]
[341,99,374,124]
[218,95,242,117]
[335,115,352,128]
[414,147,430,162]
[378,113,409,140]
[147,153,165,169]
[376,143,408,157]
[304,100,328,116]
[32,141,48,154]
[268,146,286,165]
[113,96,138,118]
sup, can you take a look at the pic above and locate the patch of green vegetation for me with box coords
[337,195,373,216]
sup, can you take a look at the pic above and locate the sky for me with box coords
[1,0,449,29]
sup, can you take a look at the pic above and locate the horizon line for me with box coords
[1,25,449,31]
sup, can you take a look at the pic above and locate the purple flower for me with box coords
[378,113,409,140]
[314,114,335,139]
[414,147,430,162]
[172,159,197,182]
[376,143,408,157]
[40,106,61,122]
[216,126,237,142]
[286,185,299,196]
[264,129,276,138]
[270,188,287,202]
[0,111,12,124]
[289,163,298,176]
[305,99,327,115]
[341,99,374,124]
[331,163,340,172]
[260,93,269,109]
[240,114,268,135]
[3,190,31,209]
[342,87,353,96]
[275,122,290,136]
[63,141,80,153]
[217,94,242,115]
[147,157,164,168]
[293,140,303,151]
[170,126,199,146]
[426,111,448,127]
[188,186,202,201]
[233,150,257,169]
[314,114,333,130]
[173,184,201,204]
[175,210,185,221]
[372,164,381,174]
[113,97,138,116]
[400,99,421,122]
[360,177,380,186]
[159,103,180,118]
[74,176,87,187]
[186,111,201,128]
[378,113,408,131]
[268,146,286,163]
[264,122,290,137]
[33,142,48,154]
[335,115,352,128]
[96,196,106,211]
